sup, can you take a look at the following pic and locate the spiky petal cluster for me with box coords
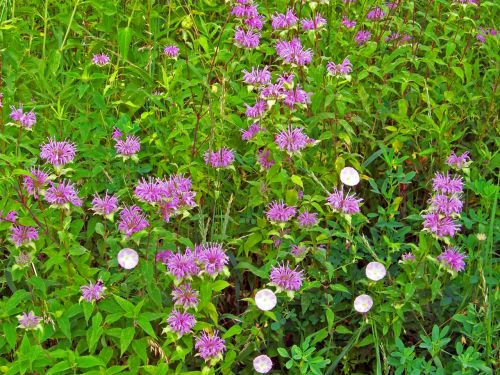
[367,7,385,20]
[242,122,262,141]
[257,149,275,170]
[275,126,311,153]
[167,310,196,336]
[195,331,226,361]
[163,45,179,58]
[172,283,199,309]
[167,248,200,280]
[270,264,304,291]
[204,148,235,168]
[234,27,260,49]
[92,53,110,66]
[266,201,296,222]
[437,247,466,272]
[159,174,197,222]
[40,138,76,167]
[326,188,363,214]
[243,66,271,85]
[117,205,149,236]
[341,16,356,29]
[91,192,119,216]
[245,100,267,117]
[17,311,42,330]
[446,151,471,169]
[476,27,498,43]
[115,135,141,157]
[275,38,313,66]
[198,243,229,275]
[355,30,371,45]
[422,213,461,237]
[45,180,82,207]
[9,105,36,129]
[23,167,49,199]
[80,280,105,302]
[327,58,352,76]
[134,177,168,203]
[271,8,298,30]
[297,211,318,227]
[301,14,327,30]
[282,86,311,109]
[432,173,464,194]
[11,225,39,247]
[0,210,18,223]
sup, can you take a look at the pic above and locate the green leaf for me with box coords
[291,175,304,188]
[137,314,157,339]
[120,327,135,356]
[76,355,105,369]
[118,27,132,61]
[222,324,242,339]
[277,347,289,358]
[212,280,230,292]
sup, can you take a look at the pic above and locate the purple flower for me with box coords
[17,311,42,330]
[80,280,105,302]
[45,180,82,207]
[231,3,258,18]
[275,38,313,66]
[11,225,38,247]
[275,126,310,153]
[355,30,371,45]
[245,100,267,118]
[163,45,179,58]
[195,330,226,361]
[0,210,18,223]
[446,151,471,169]
[204,148,235,168]
[23,167,49,199]
[115,135,141,157]
[276,72,295,86]
[266,201,296,222]
[326,188,363,214]
[270,263,304,291]
[117,205,149,236]
[430,194,463,215]
[257,149,275,170]
[402,252,415,261]
[477,27,498,43]
[297,211,318,227]
[9,106,23,122]
[172,283,199,308]
[167,310,196,336]
[40,138,76,167]
[282,86,311,109]
[198,243,229,275]
[134,177,168,203]
[422,213,461,237]
[112,127,123,139]
[167,249,200,280]
[244,15,265,30]
[327,58,352,76]
[437,247,466,272]
[341,16,356,29]
[290,244,307,257]
[386,2,399,9]
[271,8,298,30]
[91,192,119,216]
[243,66,271,85]
[367,7,385,20]
[234,27,260,49]
[242,122,262,141]
[10,106,36,129]
[260,82,284,99]
[301,14,327,30]
[432,173,464,194]
[92,53,110,66]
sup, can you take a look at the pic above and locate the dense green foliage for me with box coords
[0,0,498,374]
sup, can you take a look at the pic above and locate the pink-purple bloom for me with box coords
[231,3,259,18]
[45,180,82,207]
[204,148,235,168]
[275,126,311,153]
[422,213,461,237]
[355,30,371,45]
[92,53,110,66]
[245,100,267,117]
[446,151,471,169]
[117,205,149,236]
[437,247,466,272]
[270,263,304,291]
[80,280,105,302]
[242,122,262,141]
[23,167,49,199]
[430,194,463,215]
[91,192,119,216]
[243,66,271,85]
[275,38,313,66]
[327,58,352,76]
[271,8,298,30]
[0,210,18,223]
[257,149,275,170]
[198,243,229,275]
[290,244,307,257]
[134,177,168,203]
[163,45,179,58]
[367,7,385,20]
[402,252,415,261]
[282,86,311,109]
[115,135,141,157]
[326,188,363,214]
[172,283,199,308]
[112,127,123,139]
[11,225,39,246]
[167,249,200,280]
[477,27,498,43]
[195,330,226,361]
[301,14,327,30]
[167,310,196,336]
[341,16,356,29]
[40,138,76,167]
[234,27,260,49]
[266,201,296,222]
[297,211,318,227]
[156,250,173,264]
[432,173,464,194]
[17,311,42,330]
[9,105,36,129]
